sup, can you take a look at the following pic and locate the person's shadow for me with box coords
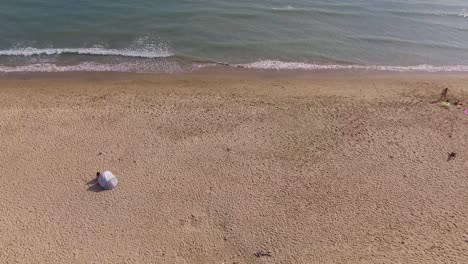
[86,177,105,192]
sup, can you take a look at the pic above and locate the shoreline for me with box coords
[2,65,468,79]
[3,60,468,76]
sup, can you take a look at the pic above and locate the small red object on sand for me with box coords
[464,108,468,115]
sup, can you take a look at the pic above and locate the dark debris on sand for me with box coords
[254,250,272,258]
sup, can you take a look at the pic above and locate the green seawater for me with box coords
[1,0,468,72]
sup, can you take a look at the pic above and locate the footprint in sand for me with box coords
[180,213,206,231]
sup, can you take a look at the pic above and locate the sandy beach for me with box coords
[0,70,467,263]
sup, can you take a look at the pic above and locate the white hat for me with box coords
[98,171,119,190]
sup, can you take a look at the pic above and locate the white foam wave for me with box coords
[0,62,184,73]
[239,60,468,72]
[272,5,296,11]
[459,9,468,18]
[0,47,173,58]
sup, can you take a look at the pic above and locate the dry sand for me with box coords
[0,71,467,263]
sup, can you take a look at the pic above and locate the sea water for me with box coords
[1,0,468,72]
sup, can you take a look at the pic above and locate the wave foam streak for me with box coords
[0,47,173,58]
[240,60,468,72]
